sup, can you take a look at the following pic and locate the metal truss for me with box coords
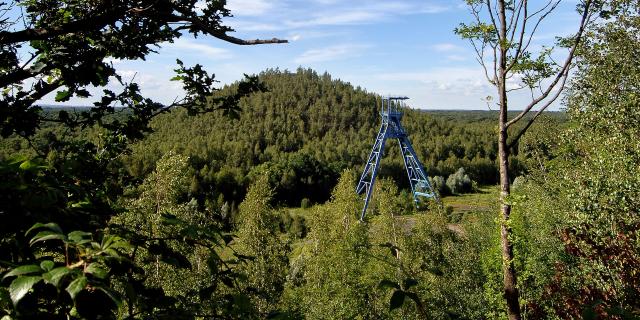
[356,96,438,220]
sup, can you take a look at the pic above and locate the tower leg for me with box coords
[356,123,388,220]
[397,137,438,207]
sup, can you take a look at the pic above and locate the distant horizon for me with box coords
[33,0,582,112]
[36,103,566,113]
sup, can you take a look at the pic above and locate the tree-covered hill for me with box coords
[123,68,533,207]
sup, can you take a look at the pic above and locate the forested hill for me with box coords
[123,68,522,206]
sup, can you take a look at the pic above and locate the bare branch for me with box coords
[508,0,525,43]
[506,0,592,128]
[507,67,568,149]
[507,0,560,71]
[506,85,527,93]
[508,0,528,68]
[471,38,496,85]
[487,0,501,41]
[0,10,116,45]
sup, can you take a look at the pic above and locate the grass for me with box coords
[441,185,500,215]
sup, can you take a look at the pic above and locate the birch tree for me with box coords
[455,1,596,319]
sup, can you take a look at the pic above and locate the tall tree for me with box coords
[455,1,595,318]
[0,1,286,318]
[235,174,289,316]
[519,2,640,316]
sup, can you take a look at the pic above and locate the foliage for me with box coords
[234,174,290,317]
[0,1,286,318]
[456,1,596,317]
[1,223,129,319]
[283,170,375,318]
[428,175,449,196]
[446,167,473,194]
[516,3,640,318]
[0,0,282,140]
[104,69,557,208]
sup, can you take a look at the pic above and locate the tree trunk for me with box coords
[497,1,521,318]
[499,108,521,320]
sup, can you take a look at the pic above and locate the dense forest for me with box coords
[120,68,542,208]
[1,0,639,319]
[1,68,542,209]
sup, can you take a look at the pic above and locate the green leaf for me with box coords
[75,89,91,98]
[18,160,45,172]
[30,230,66,245]
[3,265,42,280]
[40,260,55,272]
[85,263,107,279]
[42,267,72,287]
[389,290,406,311]
[66,276,87,300]
[26,222,63,236]
[55,90,72,102]
[68,231,92,244]
[9,276,41,305]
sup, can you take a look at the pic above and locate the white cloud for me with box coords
[285,11,381,28]
[163,38,232,59]
[227,20,282,32]
[283,1,451,29]
[227,0,274,16]
[295,44,369,64]
[418,4,450,14]
[432,43,463,52]
[375,67,493,98]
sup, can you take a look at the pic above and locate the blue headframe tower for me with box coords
[356,96,438,220]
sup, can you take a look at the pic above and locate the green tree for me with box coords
[0,1,286,317]
[455,1,595,318]
[517,2,640,317]
[284,170,374,318]
[234,174,289,317]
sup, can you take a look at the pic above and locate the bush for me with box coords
[446,168,473,194]
[290,215,307,239]
[429,175,450,196]
[279,209,293,233]
[445,205,463,223]
[300,197,311,209]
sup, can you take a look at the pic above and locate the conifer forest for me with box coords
[0,1,639,319]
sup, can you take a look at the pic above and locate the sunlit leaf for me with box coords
[85,263,108,279]
[42,267,72,287]
[9,276,41,305]
[40,260,55,272]
[30,230,66,245]
[66,276,87,299]
[2,265,42,280]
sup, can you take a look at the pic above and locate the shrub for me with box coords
[300,197,311,209]
[429,175,450,196]
[290,215,307,239]
[446,168,473,194]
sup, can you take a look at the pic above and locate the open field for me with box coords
[441,185,500,215]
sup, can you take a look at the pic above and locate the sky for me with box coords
[41,0,584,110]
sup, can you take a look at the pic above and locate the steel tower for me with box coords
[356,96,438,220]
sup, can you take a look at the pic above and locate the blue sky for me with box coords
[42,0,583,110]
